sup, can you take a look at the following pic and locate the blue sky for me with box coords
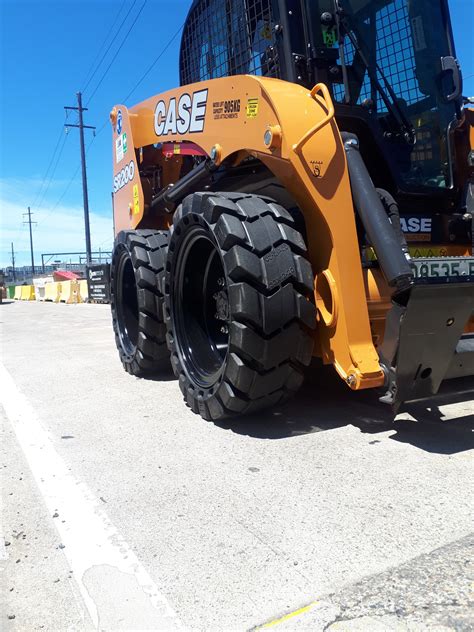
[1,0,473,267]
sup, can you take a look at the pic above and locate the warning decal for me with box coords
[246,98,259,118]
[133,184,140,215]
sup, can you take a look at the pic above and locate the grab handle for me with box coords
[293,83,335,153]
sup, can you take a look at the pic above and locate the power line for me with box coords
[40,166,81,224]
[32,125,66,209]
[85,0,148,106]
[122,22,184,103]
[83,0,139,96]
[88,20,185,148]
[35,130,69,213]
[41,10,184,241]
[81,0,128,93]
[38,135,97,226]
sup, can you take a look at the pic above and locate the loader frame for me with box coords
[110,0,474,412]
[111,75,386,390]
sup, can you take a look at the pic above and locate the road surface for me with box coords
[1,300,473,631]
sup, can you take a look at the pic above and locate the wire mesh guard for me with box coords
[333,0,425,111]
[180,0,279,86]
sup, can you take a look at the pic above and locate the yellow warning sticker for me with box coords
[133,184,140,215]
[365,245,471,261]
[409,245,470,258]
[246,98,259,118]
[261,23,272,40]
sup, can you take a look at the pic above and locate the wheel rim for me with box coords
[173,227,229,389]
[115,249,139,356]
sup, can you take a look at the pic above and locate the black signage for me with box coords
[86,264,111,303]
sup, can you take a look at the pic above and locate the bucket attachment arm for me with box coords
[379,281,474,412]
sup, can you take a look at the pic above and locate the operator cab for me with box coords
[180,0,471,248]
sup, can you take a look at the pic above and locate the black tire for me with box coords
[164,192,316,420]
[111,229,170,376]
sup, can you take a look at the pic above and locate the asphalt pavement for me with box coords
[1,300,473,631]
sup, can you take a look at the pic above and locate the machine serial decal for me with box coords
[113,161,135,193]
[154,89,208,137]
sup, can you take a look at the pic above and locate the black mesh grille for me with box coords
[333,0,425,111]
[180,0,279,86]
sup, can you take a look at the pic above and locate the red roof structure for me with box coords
[53,270,81,282]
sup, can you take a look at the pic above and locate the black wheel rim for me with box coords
[115,249,139,356]
[173,227,229,389]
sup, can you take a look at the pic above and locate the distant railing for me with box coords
[2,251,112,284]
[41,251,112,273]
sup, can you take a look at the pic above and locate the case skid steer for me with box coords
[110,0,474,421]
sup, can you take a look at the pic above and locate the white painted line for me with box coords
[0,362,183,630]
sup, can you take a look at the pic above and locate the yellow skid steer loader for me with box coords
[110,0,473,420]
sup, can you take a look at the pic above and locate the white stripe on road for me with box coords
[0,362,183,630]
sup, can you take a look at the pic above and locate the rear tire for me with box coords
[164,192,316,420]
[111,229,170,376]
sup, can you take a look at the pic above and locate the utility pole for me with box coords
[65,92,96,264]
[11,242,16,281]
[23,207,37,274]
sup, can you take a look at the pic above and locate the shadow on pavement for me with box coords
[140,368,177,382]
[216,366,474,455]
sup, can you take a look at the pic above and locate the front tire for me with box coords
[111,230,170,376]
[164,192,316,420]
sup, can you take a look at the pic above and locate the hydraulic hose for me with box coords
[376,188,409,256]
[342,132,413,291]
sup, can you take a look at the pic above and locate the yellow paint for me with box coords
[133,184,140,215]
[44,282,61,303]
[257,601,318,628]
[20,285,35,301]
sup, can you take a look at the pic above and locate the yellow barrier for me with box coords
[20,285,35,301]
[59,280,81,304]
[79,279,88,303]
[44,282,61,302]
[14,286,22,300]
